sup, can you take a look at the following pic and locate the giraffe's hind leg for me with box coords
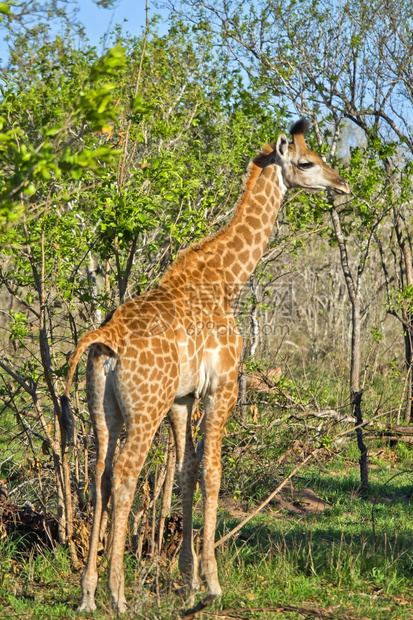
[78,348,123,613]
[107,352,180,613]
[107,405,174,613]
[168,397,199,592]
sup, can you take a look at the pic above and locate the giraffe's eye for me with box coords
[298,162,314,170]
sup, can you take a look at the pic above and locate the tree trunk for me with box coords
[238,372,248,423]
[352,390,368,494]
[394,209,413,424]
[403,329,412,424]
[350,291,368,494]
[330,206,369,493]
[350,297,361,395]
[26,225,78,564]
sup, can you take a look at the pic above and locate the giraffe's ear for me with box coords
[276,133,289,161]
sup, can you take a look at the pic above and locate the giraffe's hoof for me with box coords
[77,599,97,612]
[202,592,220,607]
[182,600,208,618]
[182,593,218,618]
[111,599,128,614]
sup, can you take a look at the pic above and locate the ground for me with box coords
[0,439,411,619]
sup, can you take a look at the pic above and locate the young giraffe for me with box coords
[61,118,349,613]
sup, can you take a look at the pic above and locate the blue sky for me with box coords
[0,1,170,63]
[76,0,169,49]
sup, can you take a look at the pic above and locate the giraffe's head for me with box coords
[275,118,350,194]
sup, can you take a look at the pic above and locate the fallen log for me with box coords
[373,433,413,445]
[374,423,413,435]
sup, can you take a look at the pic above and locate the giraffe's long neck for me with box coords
[161,157,287,312]
[204,161,286,286]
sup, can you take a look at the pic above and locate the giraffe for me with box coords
[61,118,349,613]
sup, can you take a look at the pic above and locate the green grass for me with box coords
[212,472,412,619]
[215,503,412,619]
[0,445,411,619]
[0,367,411,618]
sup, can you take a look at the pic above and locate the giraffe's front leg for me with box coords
[200,383,238,600]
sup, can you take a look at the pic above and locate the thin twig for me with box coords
[215,451,317,548]
[203,604,356,619]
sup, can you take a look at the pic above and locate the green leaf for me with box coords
[0,3,11,16]
[23,183,36,195]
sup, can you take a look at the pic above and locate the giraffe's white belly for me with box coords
[175,350,219,400]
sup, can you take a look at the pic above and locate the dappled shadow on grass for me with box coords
[213,507,413,620]
[214,478,413,585]
[301,468,413,504]
[214,519,413,613]
[216,516,413,558]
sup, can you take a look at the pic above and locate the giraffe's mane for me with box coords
[161,143,276,284]
[237,143,274,199]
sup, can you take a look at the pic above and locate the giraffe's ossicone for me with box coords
[61,119,349,613]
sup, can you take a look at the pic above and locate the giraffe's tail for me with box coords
[60,327,118,445]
